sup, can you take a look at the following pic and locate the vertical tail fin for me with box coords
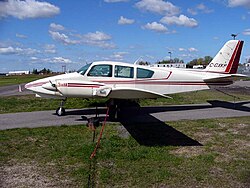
[205,40,244,74]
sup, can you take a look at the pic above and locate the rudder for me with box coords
[205,40,244,74]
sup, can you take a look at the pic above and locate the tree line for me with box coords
[32,68,52,75]
[139,56,213,68]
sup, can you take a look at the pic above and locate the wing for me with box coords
[106,87,172,99]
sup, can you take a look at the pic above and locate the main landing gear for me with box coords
[107,99,139,121]
[56,99,66,116]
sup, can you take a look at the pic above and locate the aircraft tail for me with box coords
[205,40,244,74]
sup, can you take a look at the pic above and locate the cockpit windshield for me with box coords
[77,63,92,75]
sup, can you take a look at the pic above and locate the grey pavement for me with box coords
[0,84,32,96]
[0,101,249,130]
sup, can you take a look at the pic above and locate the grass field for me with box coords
[0,74,53,87]
[1,117,249,187]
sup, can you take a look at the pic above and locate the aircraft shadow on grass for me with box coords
[206,100,250,112]
[61,100,249,146]
[118,107,202,147]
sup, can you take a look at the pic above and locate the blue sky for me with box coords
[0,0,250,73]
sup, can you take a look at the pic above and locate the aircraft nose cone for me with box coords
[24,80,44,91]
[25,82,33,90]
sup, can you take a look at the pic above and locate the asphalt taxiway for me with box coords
[0,100,249,130]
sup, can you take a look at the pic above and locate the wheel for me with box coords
[56,107,66,116]
[108,105,117,121]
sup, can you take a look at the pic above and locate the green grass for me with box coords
[0,74,54,86]
[1,117,249,187]
[0,95,108,114]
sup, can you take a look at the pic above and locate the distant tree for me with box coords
[138,61,150,65]
[157,60,170,64]
[204,56,213,65]
[40,68,51,74]
[187,56,213,68]
[187,59,198,67]
[157,58,184,64]
[32,69,39,74]
[172,58,184,64]
[32,68,52,74]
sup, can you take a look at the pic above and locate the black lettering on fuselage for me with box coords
[209,63,227,67]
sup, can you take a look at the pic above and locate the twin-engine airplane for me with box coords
[25,40,245,119]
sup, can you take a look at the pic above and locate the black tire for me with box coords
[108,105,117,121]
[56,107,66,116]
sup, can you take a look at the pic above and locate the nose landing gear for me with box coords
[56,99,67,116]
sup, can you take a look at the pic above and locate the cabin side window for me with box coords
[137,68,154,78]
[115,65,134,78]
[87,64,112,77]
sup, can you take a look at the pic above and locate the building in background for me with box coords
[151,63,186,69]
[7,71,30,76]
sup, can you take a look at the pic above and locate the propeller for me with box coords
[49,80,57,89]
[42,80,61,93]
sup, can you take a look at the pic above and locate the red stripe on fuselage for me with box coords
[67,83,103,88]
[92,80,232,86]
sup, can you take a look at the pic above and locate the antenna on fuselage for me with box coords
[134,56,143,65]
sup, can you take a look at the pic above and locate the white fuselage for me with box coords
[25,61,233,99]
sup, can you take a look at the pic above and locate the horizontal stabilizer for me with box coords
[108,87,172,99]
[203,74,247,83]
[230,74,248,78]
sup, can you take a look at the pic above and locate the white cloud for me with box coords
[0,0,60,19]
[0,47,17,55]
[16,33,27,39]
[160,14,198,28]
[178,47,198,52]
[188,3,213,15]
[49,26,116,49]
[44,44,56,54]
[49,23,65,31]
[198,3,214,13]
[178,48,186,52]
[30,56,38,60]
[49,30,80,45]
[118,16,135,25]
[84,31,111,41]
[82,31,116,49]
[188,47,198,52]
[180,53,198,59]
[142,22,168,33]
[187,8,197,15]
[135,0,180,16]
[51,57,72,64]
[104,0,129,2]
[242,28,250,35]
[110,52,128,60]
[228,0,250,8]
[0,46,40,55]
